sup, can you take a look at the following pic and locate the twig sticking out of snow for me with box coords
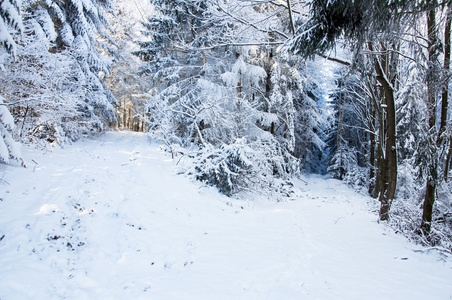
[413,247,452,258]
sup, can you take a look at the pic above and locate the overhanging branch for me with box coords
[316,53,351,66]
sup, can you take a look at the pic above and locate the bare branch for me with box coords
[214,0,289,40]
[286,0,296,34]
[174,42,284,51]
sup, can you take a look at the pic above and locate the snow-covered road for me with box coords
[0,131,451,299]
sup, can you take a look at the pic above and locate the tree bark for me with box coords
[374,82,385,199]
[337,87,345,180]
[442,7,452,181]
[421,6,441,234]
[440,7,451,142]
[368,102,376,195]
[371,42,398,221]
[445,139,452,180]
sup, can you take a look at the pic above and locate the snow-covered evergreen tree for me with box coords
[0,0,23,55]
[1,16,104,144]
[134,0,307,195]
[0,0,121,151]
[26,0,119,127]
[324,72,368,179]
[0,0,23,164]
[0,96,21,164]
[293,77,326,173]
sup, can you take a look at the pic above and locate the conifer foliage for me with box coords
[134,0,312,195]
[0,0,23,163]
[0,0,119,151]
[0,0,23,55]
[0,96,21,164]
[26,0,119,126]
[291,0,452,248]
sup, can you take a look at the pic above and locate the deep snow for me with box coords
[0,131,451,299]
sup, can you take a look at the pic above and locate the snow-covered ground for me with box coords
[0,131,451,299]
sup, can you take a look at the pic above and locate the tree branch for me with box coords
[215,0,289,40]
[174,42,284,51]
[286,0,296,35]
[316,53,351,66]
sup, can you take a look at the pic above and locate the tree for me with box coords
[0,96,21,164]
[104,0,153,131]
[287,0,407,220]
[24,0,119,127]
[1,0,121,150]
[0,0,23,164]
[420,3,451,234]
[326,72,368,182]
[0,0,23,55]
[293,0,451,236]
[367,41,399,221]
[293,73,326,173]
[1,16,100,144]
[133,0,310,195]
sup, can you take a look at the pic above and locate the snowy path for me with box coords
[0,131,451,299]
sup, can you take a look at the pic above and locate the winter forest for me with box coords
[1,0,452,297]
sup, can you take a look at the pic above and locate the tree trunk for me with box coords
[445,139,452,180]
[422,181,436,233]
[372,42,398,221]
[373,141,383,199]
[440,7,451,142]
[442,7,452,181]
[265,49,275,134]
[368,141,375,194]
[421,6,441,234]
[368,104,376,195]
[384,53,398,221]
[438,6,452,181]
[374,85,384,199]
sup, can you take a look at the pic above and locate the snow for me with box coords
[0,131,451,299]
[0,98,14,128]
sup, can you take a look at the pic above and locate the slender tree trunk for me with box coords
[442,7,452,182]
[440,7,451,143]
[265,49,275,134]
[421,6,441,234]
[445,139,452,180]
[374,85,384,199]
[337,87,345,180]
[368,103,376,195]
[385,50,398,221]
[373,139,383,198]
[372,43,398,221]
[127,107,132,130]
